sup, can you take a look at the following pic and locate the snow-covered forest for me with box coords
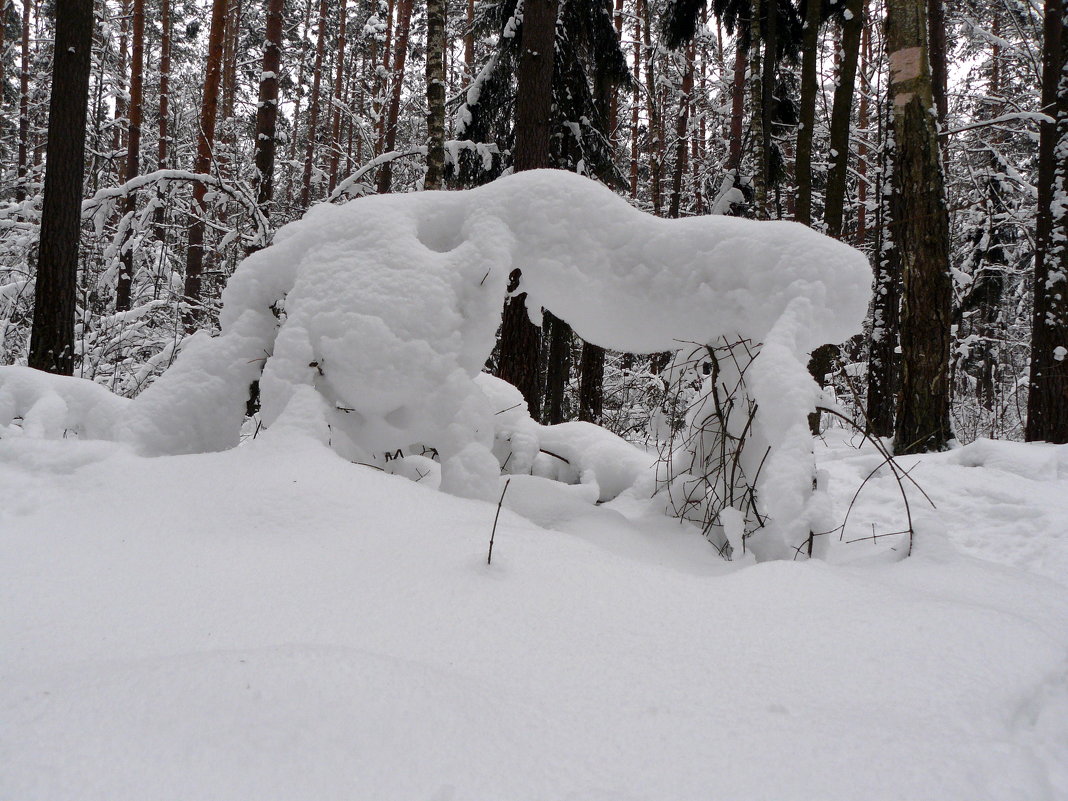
[2,0,1068,798]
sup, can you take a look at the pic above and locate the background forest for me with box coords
[0,0,1062,448]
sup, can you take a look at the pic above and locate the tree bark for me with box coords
[253,0,285,212]
[1025,0,1068,443]
[543,312,571,424]
[327,0,349,193]
[424,0,447,190]
[668,41,696,219]
[495,0,561,421]
[795,0,821,226]
[28,0,93,375]
[376,0,413,193]
[152,0,171,239]
[823,0,863,238]
[182,0,228,331]
[887,0,954,453]
[300,0,329,207]
[16,0,31,201]
[116,0,145,311]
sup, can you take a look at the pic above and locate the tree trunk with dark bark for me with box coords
[376,0,413,193]
[795,0,822,226]
[1025,0,1068,443]
[300,0,329,207]
[116,0,144,311]
[823,0,863,238]
[28,0,93,375]
[253,0,285,212]
[495,0,561,421]
[182,0,228,331]
[887,0,954,453]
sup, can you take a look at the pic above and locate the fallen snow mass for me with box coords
[0,170,870,552]
[2,429,1067,800]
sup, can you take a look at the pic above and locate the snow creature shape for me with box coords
[0,171,870,559]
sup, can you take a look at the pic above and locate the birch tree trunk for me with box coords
[424,0,447,190]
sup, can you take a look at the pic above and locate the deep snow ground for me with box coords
[2,426,1068,800]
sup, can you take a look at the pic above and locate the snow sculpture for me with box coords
[0,170,870,558]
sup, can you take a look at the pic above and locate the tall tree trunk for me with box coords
[668,40,696,219]
[1025,0,1068,443]
[116,0,144,312]
[28,0,93,375]
[300,0,329,207]
[927,0,948,124]
[112,1,129,176]
[253,0,285,213]
[887,0,953,453]
[16,0,31,201]
[284,0,313,202]
[465,0,475,76]
[543,313,570,424]
[376,0,413,193]
[424,0,447,190]
[823,0,863,238]
[328,0,350,192]
[629,9,640,198]
[495,0,560,421]
[795,0,821,226]
[641,0,663,214]
[727,35,746,174]
[152,0,171,242]
[748,0,767,215]
[182,0,228,331]
[376,0,395,154]
[856,7,871,246]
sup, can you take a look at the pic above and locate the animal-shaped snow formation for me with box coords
[0,170,870,557]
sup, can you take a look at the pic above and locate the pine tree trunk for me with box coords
[727,37,745,175]
[1025,0,1068,443]
[116,0,144,312]
[327,0,349,192]
[927,0,948,124]
[16,0,31,201]
[866,97,900,438]
[856,7,871,246]
[823,0,863,238]
[640,0,663,214]
[182,0,228,331]
[795,0,821,226]
[668,41,695,219]
[152,0,171,240]
[424,0,447,190]
[112,1,129,177]
[28,0,93,375]
[495,0,561,421]
[465,0,475,76]
[376,0,413,193]
[887,0,953,453]
[543,312,570,424]
[253,0,285,212]
[629,10,641,198]
[376,0,395,155]
[300,0,329,207]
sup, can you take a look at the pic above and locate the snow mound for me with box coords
[0,170,870,553]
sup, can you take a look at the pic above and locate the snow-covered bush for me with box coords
[0,170,869,558]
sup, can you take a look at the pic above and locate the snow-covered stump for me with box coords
[0,171,870,558]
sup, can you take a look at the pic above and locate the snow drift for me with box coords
[0,170,870,557]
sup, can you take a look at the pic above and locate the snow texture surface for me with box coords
[1,428,1067,800]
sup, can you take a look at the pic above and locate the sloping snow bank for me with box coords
[2,432,1067,800]
[0,170,870,554]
